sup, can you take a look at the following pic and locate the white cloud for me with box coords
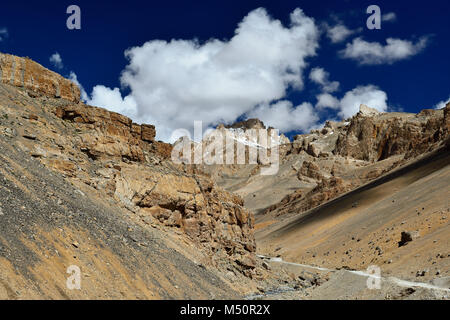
[247,100,319,132]
[309,67,340,92]
[340,37,429,65]
[339,85,388,118]
[49,52,63,69]
[434,96,450,110]
[325,23,360,43]
[382,12,397,22]
[313,85,389,118]
[68,72,89,102]
[316,93,340,110]
[86,8,319,141]
[0,28,8,41]
[87,85,138,118]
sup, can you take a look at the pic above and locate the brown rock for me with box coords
[236,254,257,269]
[335,107,445,161]
[0,53,258,280]
[130,123,142,137]
[48,159,77,176]
[398,231,420,247]
[0,53,80,103]
[141,124,156,142]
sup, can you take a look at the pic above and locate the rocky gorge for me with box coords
[0,52,449,300]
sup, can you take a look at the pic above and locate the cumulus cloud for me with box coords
[313,85,388,118]
[49,52,63,69]
[309,67,340,93]
[247,100,319,132]
[434,96,450,110]
[382,12,397,22]
[340,37,429,65]
[86,8,319,141]
[68,72,89,102]
[87,85,138,117]
[316,93,340,110]
[339,85,388,118]
[0,28,8,41]
[324,23,361,43]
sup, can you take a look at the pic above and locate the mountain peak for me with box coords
[226,118,266,130]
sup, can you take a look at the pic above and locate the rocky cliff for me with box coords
[0,53,80,103]
[1,52,449,300]
[0,54,262,299]
[203,103,449,221]
[334,105,449,162]
[260,104,449,218]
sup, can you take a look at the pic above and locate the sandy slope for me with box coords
[256,143,450,289]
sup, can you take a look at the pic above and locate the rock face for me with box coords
[141,124,156,142]
[53,107,257,275]
[358,104,381,116]
[226,118,266,130]
[207,104,450,221]
[0,53,258,281]
[334,105,448,162]
[113,166,256,268]
[54,104,166,162]
[0,52,80,103]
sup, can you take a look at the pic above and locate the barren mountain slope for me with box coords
[1,52,448,300]
[257,141,450,283]
[0,52,277,299]
[206,105,448,219]
[0,133,240,299]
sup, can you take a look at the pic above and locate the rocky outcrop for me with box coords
[444,102,450,132]
[51,105,256,274]
[213,104,449,221]
[226,118,266,130]
[54,104,167,162]
[334,105,448,161]
[0,54,258,279]
[115,168,256,271]
[298,161,324,181]
[358,104,381,116]
[264,176,352,217]
[0,52,80,103]
[141,124,156,142]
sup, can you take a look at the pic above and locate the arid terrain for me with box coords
[0,52,449,299]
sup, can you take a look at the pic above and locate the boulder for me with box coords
[398,231,420,247]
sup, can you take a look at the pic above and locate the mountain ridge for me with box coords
[1,52,449,299]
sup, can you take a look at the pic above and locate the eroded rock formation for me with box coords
[0,52,80,102]
[0,53,258,279]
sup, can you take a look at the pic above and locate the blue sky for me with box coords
[1,0,449,141]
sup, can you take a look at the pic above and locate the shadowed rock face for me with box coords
[0,52,80,103]
[226,118,266,130]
